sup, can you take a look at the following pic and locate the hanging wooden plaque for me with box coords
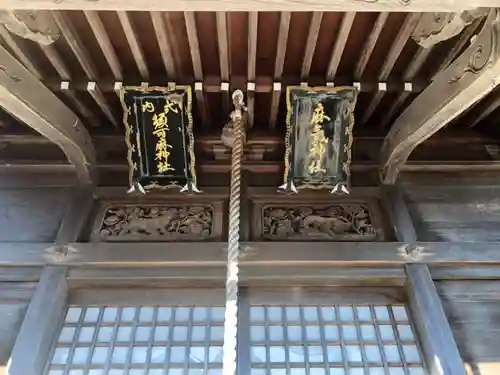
[120,85,199,194]
[280,85,357,194]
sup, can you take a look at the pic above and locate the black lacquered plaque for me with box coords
[120,85,198,193]
[280,86,357,194]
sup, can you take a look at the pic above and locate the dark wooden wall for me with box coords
[437,281,500,375]
[401,178,500,242]
[0,182,73,372]
[0,172,499,374]
[0,188,73,242]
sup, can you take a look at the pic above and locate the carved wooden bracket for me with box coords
[380,9,500,184]
[412,9,488,48]
[0,10,59,45]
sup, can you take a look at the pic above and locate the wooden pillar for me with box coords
[406,264,466,375]
[7,266,68,375]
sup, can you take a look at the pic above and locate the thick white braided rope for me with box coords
[222,91,245,375]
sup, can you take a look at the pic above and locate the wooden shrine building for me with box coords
[1,1,500,375]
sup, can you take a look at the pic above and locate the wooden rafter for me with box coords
[0,44,96,183]
[354,12,388,80]
[1,0,493,12]
[150,11,176,79]
[84,10,123,80]
[247,12,258,127]
[53,12,116,127]
[184,11,209,127]
[216,11,231,115]
[380,47,433,128]
[380,9,500,184]
[326,12,355,80]
[361,13,421,126]
[270,12,290,129]
[117,11,149,79]
[301,12,323,80]
[52,11,98,79]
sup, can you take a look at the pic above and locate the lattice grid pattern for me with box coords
[46,306,225,375]
[45,303,427,375]
[249,304,426,375]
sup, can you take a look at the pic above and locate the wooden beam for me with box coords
[326,12,355,80]
[301,12,323,80]
[0,45,96,183]
[380,9,500,184]
[40,44,70,80]
[216,12,229,81]
[362,13,421,125]
[2,25,94,126]
[52,11,98,79]
[0,0,493,12]
[3,241,500,266]
[274,12,290,79]
[247,12,258,128]
[84,10,122,80]
[150,11,176,79]
[184,11,209,126]
[0,25,42,79]
[406,264,466,375]
[379,82,414,129]
[380,184,417,243]
[186,11,203,80]
[56,185,95,245]
[117,11,149,79]
[354,12,388,80]
[216,11,230,115]
[86,81,117,126]
[7,266,68,375]
[469,89,500,128]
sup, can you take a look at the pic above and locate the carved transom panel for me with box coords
[262,204,377,241]
[94,204,215,242]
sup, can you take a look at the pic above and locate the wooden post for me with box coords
[7,266,68,375]
[406,264,466,375]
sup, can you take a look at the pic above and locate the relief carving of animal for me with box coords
[302,214,352,235]
[122,215,173,236]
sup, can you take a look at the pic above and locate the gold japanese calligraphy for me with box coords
[308,103,330,174]
[142,101,154,113]
[151,100,176,174]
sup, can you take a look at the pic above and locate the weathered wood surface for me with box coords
[437,280,500,375]
[7,266,67,375]
[401,184,500,241]
[380,9,500,184]
[406,264,466,375]
[380,184,417,243]
[0,0,493,11]
[0,188,73,242]
[0,44,96,184]
[2,241,500,266]
[0,278,38,375]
